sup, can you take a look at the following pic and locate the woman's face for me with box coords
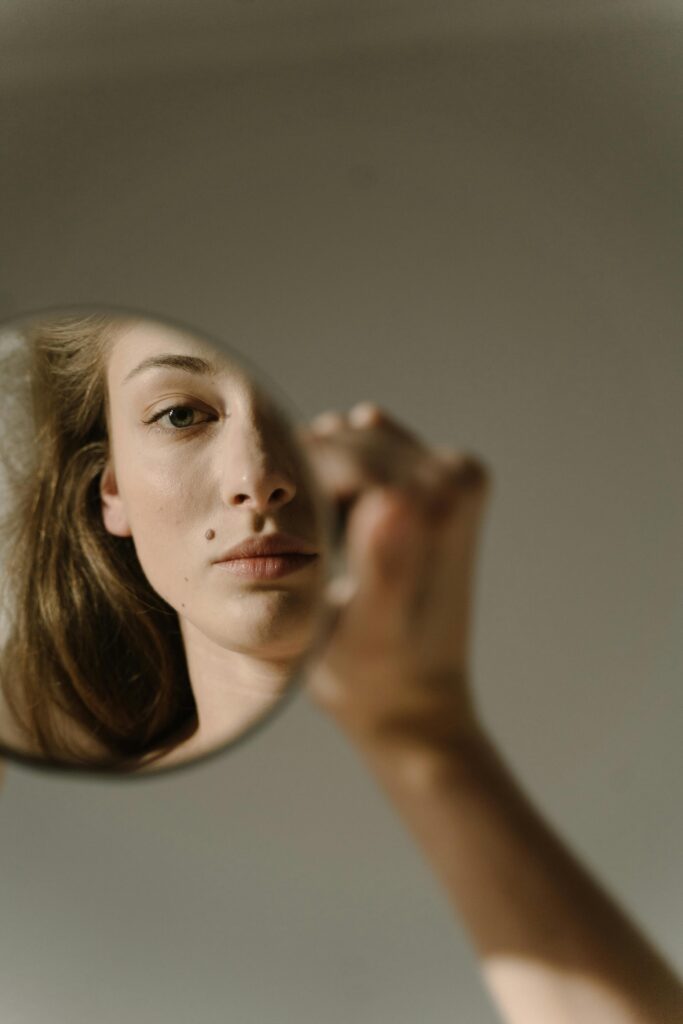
[99,320,326,662]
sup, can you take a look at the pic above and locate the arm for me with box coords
[302,403,683,1024]
[355,720,683,1024]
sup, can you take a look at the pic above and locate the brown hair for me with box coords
[0,313,196,770]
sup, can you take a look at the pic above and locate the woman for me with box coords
[0,312,329,771]
[1,395,682,1022]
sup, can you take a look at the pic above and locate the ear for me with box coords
[100,459,132,538]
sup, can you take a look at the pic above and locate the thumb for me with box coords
[345,486,424,611]
[308,485,426,666]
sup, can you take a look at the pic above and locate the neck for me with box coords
[176,617,298,759]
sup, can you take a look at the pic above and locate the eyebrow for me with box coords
[122,354,218,385]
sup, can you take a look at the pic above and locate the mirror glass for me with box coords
[0,307,334,776]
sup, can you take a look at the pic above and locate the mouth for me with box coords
[213,553,319,580]
[212,532,319,562]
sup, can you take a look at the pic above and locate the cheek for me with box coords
[124,461,209,598]
[128,454,208,531]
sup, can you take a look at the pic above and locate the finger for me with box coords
[434,449,491,487]
[347,401,385,428]
[300,410,366,494]
[342,488,428,633]
[307,429,427,498]
[348,401,425,449]
[310,403,428,472]
[420,451,492,519]
[309,410,348,435]
[300,424,406,503]
[417,459,492,657]
[301,438,374,503]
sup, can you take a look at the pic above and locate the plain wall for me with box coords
[1,19,681,1024]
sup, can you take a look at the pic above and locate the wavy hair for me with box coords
[0,313,196,770]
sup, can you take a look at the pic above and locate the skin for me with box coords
[99,320,328,764]
[299,402,683,1024]
[1,397,681,1020]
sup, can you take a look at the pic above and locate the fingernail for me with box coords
[348,402,380,427]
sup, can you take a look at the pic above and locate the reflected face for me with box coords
[100,320,326,662]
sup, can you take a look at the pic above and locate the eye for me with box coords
[146,404,215,431]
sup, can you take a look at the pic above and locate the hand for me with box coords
[298,402,492,752]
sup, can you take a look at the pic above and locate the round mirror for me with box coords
[0,306,335,776]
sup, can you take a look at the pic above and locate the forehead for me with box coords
[107,319,248,389]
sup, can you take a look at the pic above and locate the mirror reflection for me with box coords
[0,308,332,774]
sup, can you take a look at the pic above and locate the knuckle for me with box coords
[459,454,491,489]
[348,401,386,428]
[310,410,347,435]
[436,449,491,490]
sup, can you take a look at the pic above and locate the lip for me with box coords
[213,553,319,580]
[212,532,319,562]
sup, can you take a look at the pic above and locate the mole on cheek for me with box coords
[205,528,215,540]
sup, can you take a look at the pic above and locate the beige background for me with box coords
[0,5,682,1022]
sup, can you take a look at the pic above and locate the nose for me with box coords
[222,407,298,515]
[228,466,296,513]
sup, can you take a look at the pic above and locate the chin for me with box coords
[184,598,318,657]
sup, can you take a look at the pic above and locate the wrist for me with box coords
[349,696,498,791]
[308,661,499,783]
[349,716,521,877]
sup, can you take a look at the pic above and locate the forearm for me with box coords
[302,414,681,1020]
[353,721,683,1024]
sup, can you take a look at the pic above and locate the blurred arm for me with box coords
[354,719,683,1024]
[302,407,683,1024]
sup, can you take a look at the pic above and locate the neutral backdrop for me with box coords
[1,5,682,1023]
